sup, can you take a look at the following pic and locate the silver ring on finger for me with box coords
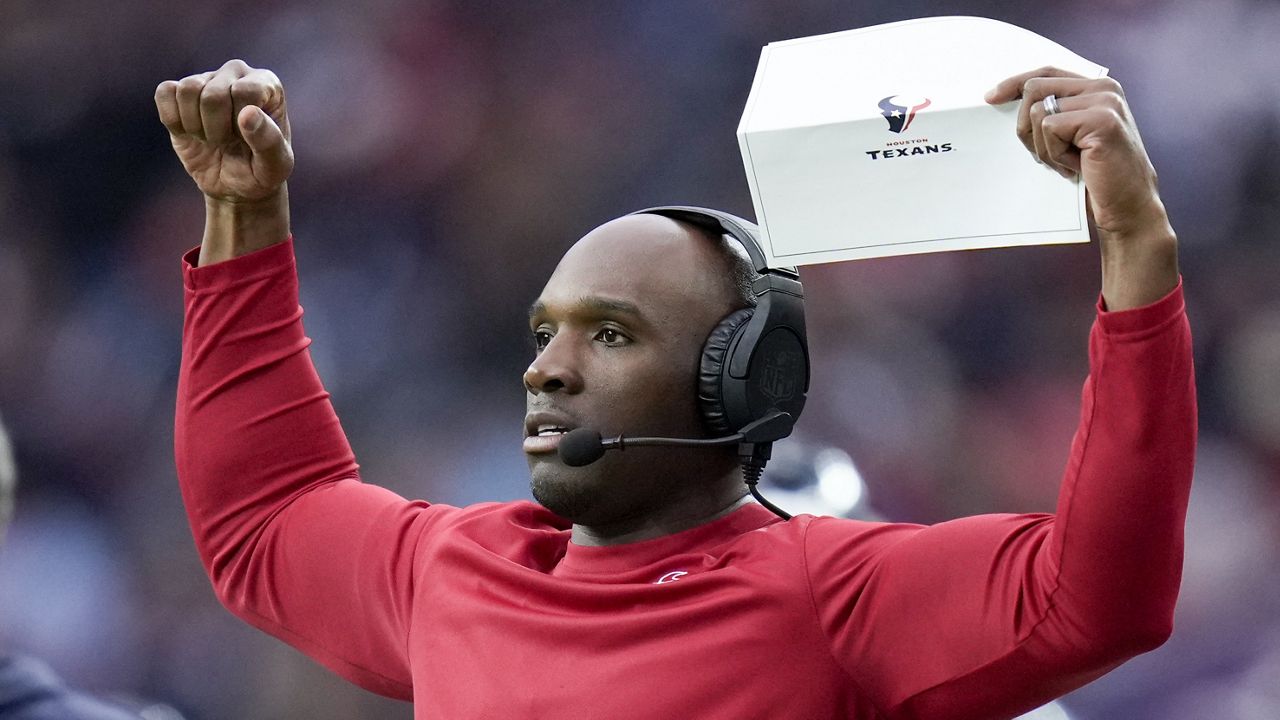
[1043,93,1061,116]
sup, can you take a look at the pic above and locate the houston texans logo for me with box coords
[878,95,931,133]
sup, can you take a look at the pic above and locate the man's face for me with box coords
[523,215,741,525]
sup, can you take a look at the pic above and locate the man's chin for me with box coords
[528,461,598,521]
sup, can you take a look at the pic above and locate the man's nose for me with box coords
[523,334,584,395]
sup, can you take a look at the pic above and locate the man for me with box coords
[157,59,1195,719]
[0,414,146,719]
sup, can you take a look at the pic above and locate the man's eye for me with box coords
[594,328,628,345]
[533,330,552,350]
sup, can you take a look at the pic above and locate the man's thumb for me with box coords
[237,106,283,154]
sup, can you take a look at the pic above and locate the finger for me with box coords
[1042,111,1079,178]
[201,60,254,145]
[1027,99,1051,166]
[154,81,183,135]
[231,71,288,141]
[199,72,236,145]
[1042,106,1124,174]
[985,66,1088,104]
[1015,77,1097,154]
[238,106,294,186]
[175,71,214,138]
[1042,93,1126,177]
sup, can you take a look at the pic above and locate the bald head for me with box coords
[559,213,758,315]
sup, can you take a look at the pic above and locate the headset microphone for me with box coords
[557,430,609,467]
[558,411,796,519]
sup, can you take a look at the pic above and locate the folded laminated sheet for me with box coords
[737,16,1107,266]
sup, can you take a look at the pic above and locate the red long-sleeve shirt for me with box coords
[175,239,1196,720]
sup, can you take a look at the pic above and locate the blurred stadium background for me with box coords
[0,1,1277,718]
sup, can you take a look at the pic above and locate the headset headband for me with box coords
[628,206,798,279]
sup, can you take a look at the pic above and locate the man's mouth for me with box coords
[523,412,579,455]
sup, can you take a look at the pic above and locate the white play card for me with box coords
[737,16,1108,267]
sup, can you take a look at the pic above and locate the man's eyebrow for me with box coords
[527,296,645,321]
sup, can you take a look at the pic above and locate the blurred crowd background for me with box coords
[1,0,1277,718]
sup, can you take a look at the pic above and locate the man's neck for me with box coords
[570,491,752,547]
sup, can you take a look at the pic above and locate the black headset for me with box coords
[630,206,809,518]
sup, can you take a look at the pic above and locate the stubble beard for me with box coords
[529,464,602,521]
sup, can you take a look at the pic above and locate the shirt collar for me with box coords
[556,503,780,578]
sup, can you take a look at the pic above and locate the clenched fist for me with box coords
[156,59,293,201]
[157,60,293,265]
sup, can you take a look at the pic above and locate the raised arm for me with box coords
[159,60,434,698]
[804,70,1195,719]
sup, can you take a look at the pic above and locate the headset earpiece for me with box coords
[698,308,756,436]
[629,206,810,437]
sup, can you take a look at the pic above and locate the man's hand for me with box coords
[156,58,293,201]
[156,59,293,266]
[987,68,1178,310]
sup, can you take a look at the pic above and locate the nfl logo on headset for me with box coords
[759,349,801,404]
